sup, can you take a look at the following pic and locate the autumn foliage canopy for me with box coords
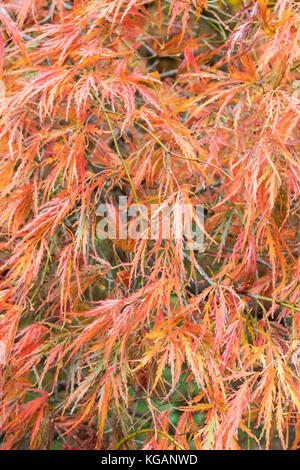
[0,0,299,450]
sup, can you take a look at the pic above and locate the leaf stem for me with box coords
[101,103,140,207]
[115,428,185,450]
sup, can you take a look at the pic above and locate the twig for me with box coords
[135,121,233,180]
[93,104,233,180]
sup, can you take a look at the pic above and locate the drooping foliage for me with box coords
[0,0,299,450]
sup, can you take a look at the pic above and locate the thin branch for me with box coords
[115,428,185,450]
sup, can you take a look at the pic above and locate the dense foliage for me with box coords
[0,0,299,450]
